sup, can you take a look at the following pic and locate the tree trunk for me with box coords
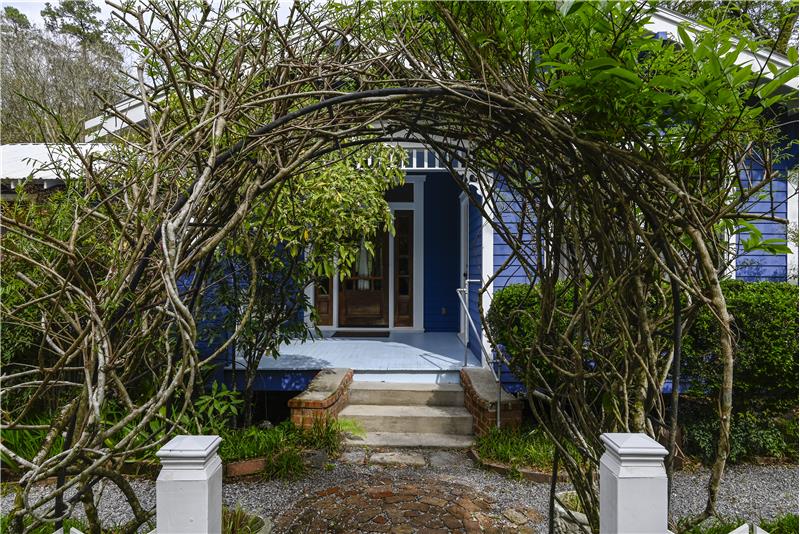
[243,365,257,428]
[687,226,734,519]
[80,482,102,534]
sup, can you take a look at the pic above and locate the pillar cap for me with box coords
[601,433,667,459]
[157,435,222,464]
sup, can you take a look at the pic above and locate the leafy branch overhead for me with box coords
[0,1,796,532]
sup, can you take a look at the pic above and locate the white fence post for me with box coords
[600,432,669,534]
[156,435,223,534]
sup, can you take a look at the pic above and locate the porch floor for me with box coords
[254,332,481,372]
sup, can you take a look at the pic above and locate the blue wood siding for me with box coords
[468,190,483,360]
[736,147,796,281]
[224,369,317,392]
[423,172,461,331]
[491,180,537,289]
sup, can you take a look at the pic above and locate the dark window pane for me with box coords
[385,183,414,203]
[399,277,409,295]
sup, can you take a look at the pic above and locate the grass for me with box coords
[0,415,64,473]
[474,426,555,471]
[223,505,265,533]
[219,417,364,479]
[680,514,799,534]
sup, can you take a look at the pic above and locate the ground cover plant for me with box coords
[474,426,555,472]
[218,417,357,479]
[1,0,796,531]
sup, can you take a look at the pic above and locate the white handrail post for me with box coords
[156,435,223,534]
[600,433,669,534]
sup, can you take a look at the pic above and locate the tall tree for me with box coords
[0,3,124,142]
[1,6,31,31]
[42,0,104,45]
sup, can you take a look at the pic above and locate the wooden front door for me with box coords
[339,233,390,327]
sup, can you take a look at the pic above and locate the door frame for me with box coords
[458,193,469,344]
[309,175,426,332]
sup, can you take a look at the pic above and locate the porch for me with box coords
[225,332,482,391]
[253,332,481,386]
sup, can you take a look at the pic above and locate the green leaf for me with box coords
[758,65,799,100]
[677,25,694,54]
[606,67,642,86]
[584,57,618,71]
[788,47,798,65]
[650,75,685,90]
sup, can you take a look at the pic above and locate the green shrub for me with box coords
[683,280,798,414]
[680,280,798,463]
[0,506,265,534]
[300,417,361,456]
[684,409,795,464]
[761,514,800,534]
[262,444,307,480]
[489,280,799,463]
[219,425,285,462]
[0,415,64,473]
[485,283,576,387]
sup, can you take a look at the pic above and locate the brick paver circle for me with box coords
[272,476,537,533]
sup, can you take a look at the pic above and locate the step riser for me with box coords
[343,414,473,435]
[353,371,461,384]
[347,433,474,448]
[349,389,464,407]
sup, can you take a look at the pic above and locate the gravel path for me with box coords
[2,450,796,531]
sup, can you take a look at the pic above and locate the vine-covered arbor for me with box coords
[1,1,796,531]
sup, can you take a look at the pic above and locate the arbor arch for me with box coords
[2,1,795,530]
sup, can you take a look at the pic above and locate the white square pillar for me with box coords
[600,433,668,534]
[156,435,223,534]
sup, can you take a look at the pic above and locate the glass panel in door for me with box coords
[339,233,389,327]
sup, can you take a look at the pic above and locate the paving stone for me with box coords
[340,450,367,464]
[502,508,529,525]
[271,475,533,533]
[385,495,414,504]
[370,452,427,466]
[443,516,464,530]
[521,507,543,522]
[456,496,481,513]
[367,485,395,498]
[420,495,448,507]
[428,450,461,467]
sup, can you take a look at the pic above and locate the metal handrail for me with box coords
[456,281,503,428]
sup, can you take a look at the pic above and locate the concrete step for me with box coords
[346,432,474,448]
[353,370,461,384]
[349,382,464,407]
[339,404,473,435]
